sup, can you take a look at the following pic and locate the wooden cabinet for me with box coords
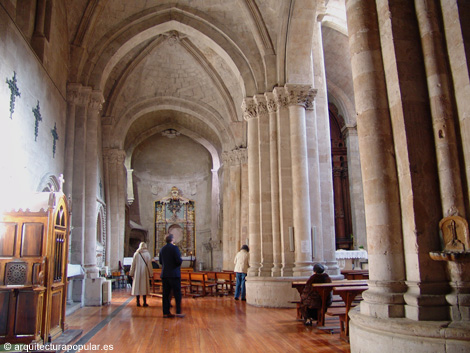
[0,192,69,344]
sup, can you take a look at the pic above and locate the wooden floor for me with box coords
[64,288,350,353]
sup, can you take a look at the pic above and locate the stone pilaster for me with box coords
[345,0,406,318]
[242,98,261,276]
[285,84,315,276]
[265,92,282,277]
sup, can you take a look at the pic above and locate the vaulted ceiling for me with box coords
[64,0,352,161]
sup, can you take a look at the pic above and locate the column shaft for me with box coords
[286,84,314,276]
[243,98,261,276]
[274,87,294,276]
[266,92,282,277]
[83,91,103,278]
[255,95,273,277]
[346,0,406,318]
[415,0,465,217]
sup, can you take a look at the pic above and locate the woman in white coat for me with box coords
[129,242,153,307]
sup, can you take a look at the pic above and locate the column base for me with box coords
[245,276,307,307]
[84,277,104,306]
[350,307,470,353]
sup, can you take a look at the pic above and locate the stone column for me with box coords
[83,90,104,306]
[342,126,366,250]
[221,154,231,270]
[305,104,323,263]
[126,168,134,204]
[311,19,340,275]
[70,86,91,267]
[83,90,103,279]
[273,87,294,276]
[415,0,470,321]
[104,148,126,270]
[441,0,470,206]
[345,0,406,318]
[254,95,273,277]
[266,92,282,277]
[242,98,261,276]
[64,84,80,197]
[211,168,220,244]
[285,84,315,276]
[415,0,465,218]
[222,149,245,270]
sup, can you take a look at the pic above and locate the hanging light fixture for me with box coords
[161,128,180,138]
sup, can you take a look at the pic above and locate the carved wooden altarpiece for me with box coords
[155,187,195,257]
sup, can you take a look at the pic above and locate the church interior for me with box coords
[0,0,469,352]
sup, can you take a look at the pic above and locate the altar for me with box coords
[153,256,195,269]
[335,249,368,270]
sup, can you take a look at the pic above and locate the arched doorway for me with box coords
[329,103,353,249]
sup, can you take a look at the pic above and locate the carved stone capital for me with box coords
[285,84,317,109]
[222,148,248,166]
[103,148,126,164]
[78,86,92,106]
[264,92,278,113]
[254,95,268,117]
[242,97,257,121]
[88,90,104,114]
[341,124,358,139]
[66,83,82,104]
[273,86,289,108]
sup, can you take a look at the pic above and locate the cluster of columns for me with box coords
[238,84,339,279]
[66,83,128,305]
[65,83,106,304]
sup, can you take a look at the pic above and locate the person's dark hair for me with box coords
[241,244,249,252]
[313,263,325,274]
[165,233,174,243]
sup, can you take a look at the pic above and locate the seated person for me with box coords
[300,263,332,325]
[152,259,160,269]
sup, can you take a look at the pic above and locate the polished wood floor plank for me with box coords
[65,289,350,353]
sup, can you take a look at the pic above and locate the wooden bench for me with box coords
[332,285,367,340]
[215,272,235,295]
[189,272,217,297]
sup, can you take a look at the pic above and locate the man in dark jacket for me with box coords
[159,233,185,318]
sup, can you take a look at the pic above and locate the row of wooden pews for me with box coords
[151,269,236,298]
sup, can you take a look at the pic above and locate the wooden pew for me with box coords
[330,285,368,341]
[180,272,192,296]
[216,272,235,295]
[189,272,217,297]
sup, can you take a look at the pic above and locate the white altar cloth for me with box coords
[335,249,368,260]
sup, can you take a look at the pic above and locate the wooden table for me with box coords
[333,285,368,339]
[341,269,369,280]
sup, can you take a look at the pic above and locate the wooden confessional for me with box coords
[0,192,69,344]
